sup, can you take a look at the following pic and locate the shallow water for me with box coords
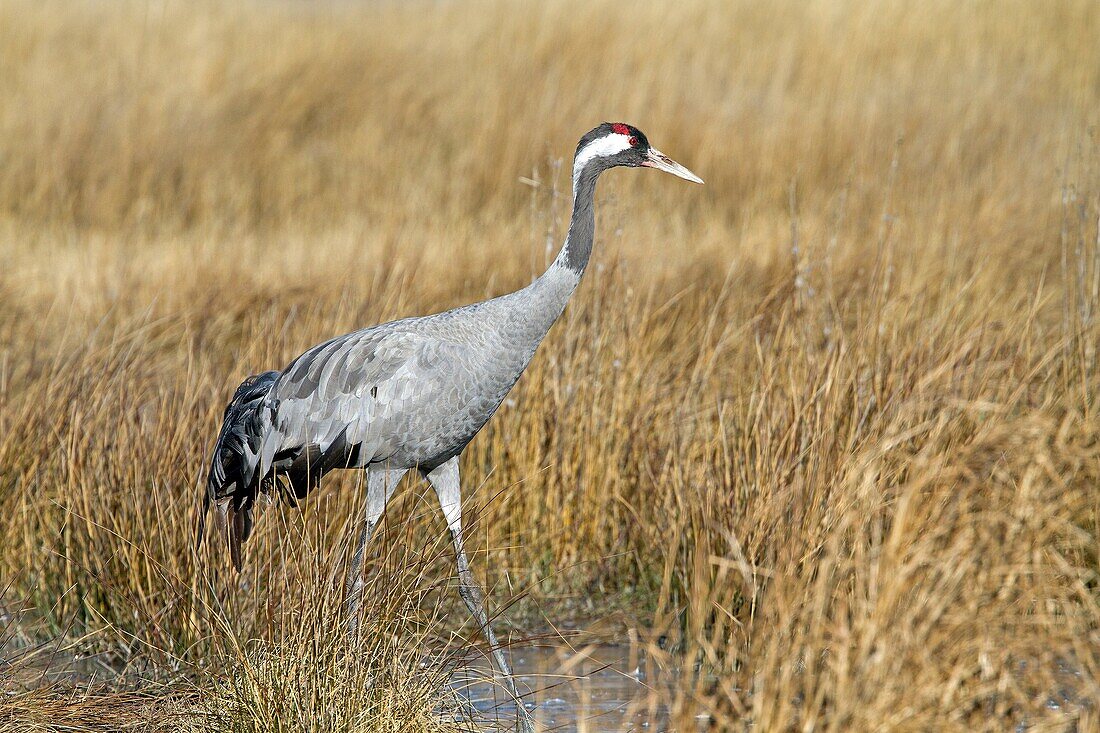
[452,642,685,732]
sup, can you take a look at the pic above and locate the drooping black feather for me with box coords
[198,370,279,572]
[274,426,362,505]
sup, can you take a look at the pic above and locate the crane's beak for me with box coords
[642,147,704,184]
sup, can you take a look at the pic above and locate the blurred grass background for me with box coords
[1,0,1098,730]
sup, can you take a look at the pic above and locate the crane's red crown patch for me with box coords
[611,123,631,135]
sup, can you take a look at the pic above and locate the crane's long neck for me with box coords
[554,162,599,276]
[519,161,601,333]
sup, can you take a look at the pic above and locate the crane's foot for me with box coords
[516,705,537,733]
[499,676,536,733]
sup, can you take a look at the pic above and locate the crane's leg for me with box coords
[346,466,406,639]
[424,457,535,733]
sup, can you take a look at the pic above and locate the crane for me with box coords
[200,122,702,731]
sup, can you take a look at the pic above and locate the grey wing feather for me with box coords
[259,322,463,484]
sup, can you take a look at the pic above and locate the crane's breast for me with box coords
[374,336,532,468]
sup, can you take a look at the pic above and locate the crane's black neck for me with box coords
[515,157,603,338]
[554,162,600,275]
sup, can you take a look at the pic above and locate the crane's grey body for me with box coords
[201,122,700,732]
[262,263,578,480]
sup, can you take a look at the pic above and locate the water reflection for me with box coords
[452,642,678,732]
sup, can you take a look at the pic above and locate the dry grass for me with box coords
[1,0,1098,730]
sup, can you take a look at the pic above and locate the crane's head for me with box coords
[573,122,703,189]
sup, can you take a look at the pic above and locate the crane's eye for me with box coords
[628,136,639,147]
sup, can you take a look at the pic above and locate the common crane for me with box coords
[200,122,702,731]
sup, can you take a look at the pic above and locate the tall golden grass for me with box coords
[1,0,1098,730]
